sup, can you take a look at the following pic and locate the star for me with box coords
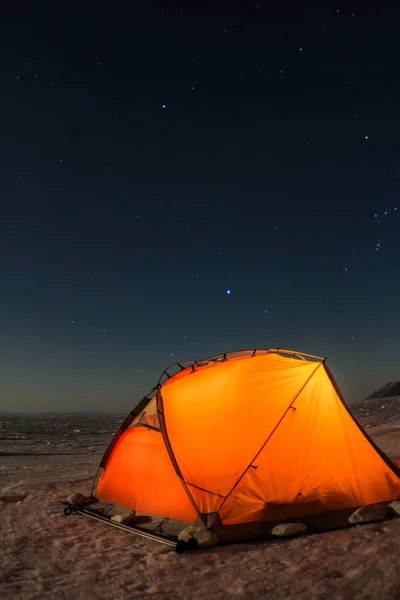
[4,3,400,416]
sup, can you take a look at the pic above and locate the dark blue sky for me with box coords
[1,3,400,411]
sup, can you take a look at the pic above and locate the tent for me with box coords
[65,349,400,549]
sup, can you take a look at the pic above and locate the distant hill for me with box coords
[365,381,400,401]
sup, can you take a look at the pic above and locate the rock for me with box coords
[110,513,137,525]
[176,536,200,554]
[178,525,218,548]
[67,493,89,505]
[176,540,189,554]
[388,500,400,516]
[271,523,307,537]
[348,504,387,524]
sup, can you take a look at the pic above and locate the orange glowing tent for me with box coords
[65,349,400,549]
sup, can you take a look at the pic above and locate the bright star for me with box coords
[226,289,231,295]
[161,104,167,109]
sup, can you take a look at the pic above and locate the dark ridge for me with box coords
[365,381,400,401]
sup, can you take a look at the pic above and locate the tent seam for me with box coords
[217,361,324,513]
[157,390,202,520]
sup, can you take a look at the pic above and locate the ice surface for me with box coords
[1,402,399,600]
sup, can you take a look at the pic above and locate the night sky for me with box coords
[2,3,400,412]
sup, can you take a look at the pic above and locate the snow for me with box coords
[1,405,400,600]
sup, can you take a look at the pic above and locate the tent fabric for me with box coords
[96,350,400,530]
[96,425,197,523]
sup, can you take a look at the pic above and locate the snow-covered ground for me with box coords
[1,404,400,600]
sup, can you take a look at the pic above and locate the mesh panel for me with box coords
[130,396,160,430]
